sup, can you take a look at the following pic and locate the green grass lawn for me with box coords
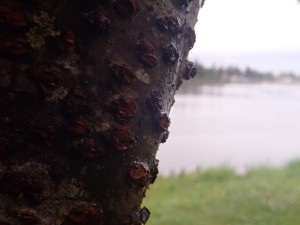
[144,160,300,225]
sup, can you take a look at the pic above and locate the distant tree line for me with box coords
[178,62,300,93]
[189,62,300,84]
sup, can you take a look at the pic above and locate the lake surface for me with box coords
[157,83,300,175]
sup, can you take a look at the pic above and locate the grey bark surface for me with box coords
[0,0,201,224]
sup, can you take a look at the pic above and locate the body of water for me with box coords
[157,83,300,175]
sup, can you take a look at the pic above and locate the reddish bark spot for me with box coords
[183,61,197,80]
[84,7,111,33]
[0,172,43,199]
[112,95,137,121]
[57,31,75,53]
[129,162,150,186]
[68,204,102,224]
[110,124,135,152]
[136,40,158,68]
[162,44,179,65]
[0,4,27,28]
[73,138,100,159]
[111,63,135,83]
[157,113,170,131]
[64,87,88,114]
[18,209,39,224]
[30,64,61,83]
[113,0,140,18]
[157,16,181,35]
[70,117,89,136]
[29,63,63,93]
[0,38,30,56]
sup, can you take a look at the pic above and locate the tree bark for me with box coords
[0,0,201,224]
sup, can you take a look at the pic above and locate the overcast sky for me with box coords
[189,0,300,74]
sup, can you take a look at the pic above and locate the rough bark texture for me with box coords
[0,0,201,224]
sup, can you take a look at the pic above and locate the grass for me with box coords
[144,160,300,225]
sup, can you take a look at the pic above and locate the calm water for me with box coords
[157,84,300,175]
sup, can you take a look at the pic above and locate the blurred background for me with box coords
[157,0,300,176]
[145,1,300,224]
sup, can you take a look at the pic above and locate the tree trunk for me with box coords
[0,0,201,224]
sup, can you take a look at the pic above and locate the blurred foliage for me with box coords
[144,160,300,225]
